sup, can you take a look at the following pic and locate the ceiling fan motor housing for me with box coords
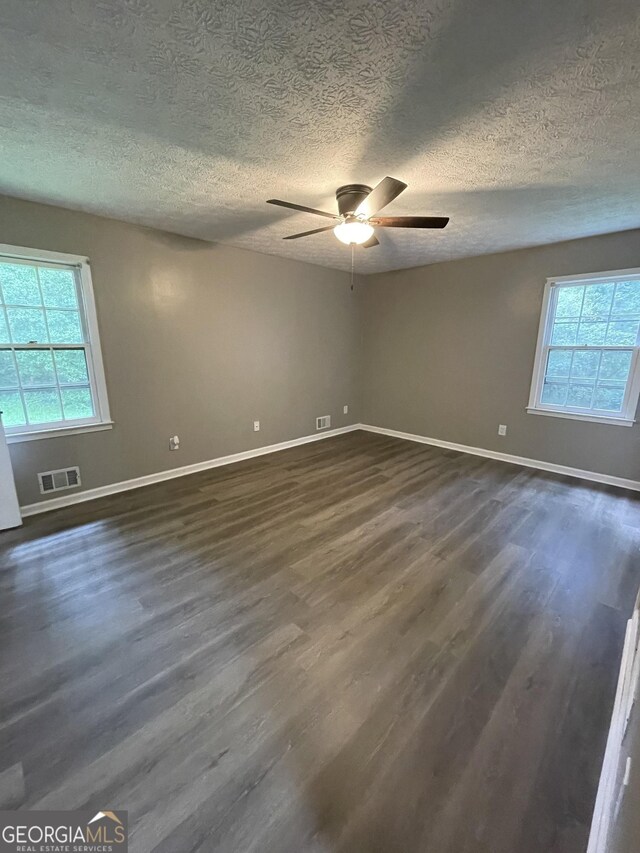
[336,184,372,217]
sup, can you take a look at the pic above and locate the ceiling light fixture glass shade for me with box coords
[333,220,374,245]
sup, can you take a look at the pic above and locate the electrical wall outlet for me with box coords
[169,435,180,450]
[343,405,349,414]
[253,420,260,432]
[498,424,507,436]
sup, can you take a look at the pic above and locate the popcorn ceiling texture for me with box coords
[0,0,638,273]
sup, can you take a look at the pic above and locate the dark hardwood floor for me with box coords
[1,430,639,852]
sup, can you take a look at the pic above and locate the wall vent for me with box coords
[316,415,331,430]
[38,466,81,495]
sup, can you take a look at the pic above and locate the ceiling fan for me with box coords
[267,177,449,248]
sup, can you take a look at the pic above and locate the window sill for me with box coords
[6,421,114,444]
[526,407,635,427]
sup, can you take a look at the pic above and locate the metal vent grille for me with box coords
[316,415,331,430]
[38,467,81,495]
[66,468,80,487]
[40,473,55,493]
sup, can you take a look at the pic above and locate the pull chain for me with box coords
[350,243,355,291]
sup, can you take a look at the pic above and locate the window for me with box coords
[528,268,640,426]
[0,244,111,441]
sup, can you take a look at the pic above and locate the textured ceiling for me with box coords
[0,0,639,274]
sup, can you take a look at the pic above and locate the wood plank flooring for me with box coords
[1,430,639,852]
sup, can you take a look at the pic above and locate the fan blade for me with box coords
[371,216,449,229]
[267,199,338,220]
[355,177,407,217]
[283,225,335,240]
[362,234,380,248]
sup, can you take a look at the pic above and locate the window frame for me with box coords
[0,243,112,443]
[527,267,640,428]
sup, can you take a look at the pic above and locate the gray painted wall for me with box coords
[1,196,360,506]
[361,229,640,481]
[3,192,639,509]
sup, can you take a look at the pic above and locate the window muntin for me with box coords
[0,252,109,435]
[529,272,640,424]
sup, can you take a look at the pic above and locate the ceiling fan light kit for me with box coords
[267,177,449,248]
[333,219,374,245]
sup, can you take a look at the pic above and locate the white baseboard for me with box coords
[360,424,640,493]
[19,425,360,517]
[19,421,640,517]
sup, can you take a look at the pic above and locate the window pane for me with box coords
[555,286,583,319]
[612,281,640,316]
[606,321,639,346]
[15,349,56,387]
[23,389,62,424]
[0,390,26,426]
[546,349,572,377]
[540,277,640,418]
[576,322,607,345]
[582,283,614,319]
[0,351,18,387]
[541,381,568,406]
[54,349,89,385]
[45,309,83,343]
[571,350,600,379]
[566,382,595,408]
[551,323,578,345]
[600,350,632,382]
[0,263,41,306]
[39,268,78,309]
[6,307,47,343]
[61,386,94,420]
[0,254,106,431]
[593,385,625,412]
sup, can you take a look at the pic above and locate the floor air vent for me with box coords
[38,466,81,495]
[316,415,331,430]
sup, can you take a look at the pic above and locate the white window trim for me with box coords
[5,421,113,444]
[527,267,640,428]
[0,243,112,441]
